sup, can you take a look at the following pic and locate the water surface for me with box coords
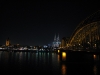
[0,51,100,75]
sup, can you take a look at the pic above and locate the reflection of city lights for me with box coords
[93,55,96,59]
[58,50,60,53]
[62,52,66,61]
[61,64,66,75]
[58,55,60,62]
[93,65,97,75]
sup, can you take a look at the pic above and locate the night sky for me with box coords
[0,1,100,46]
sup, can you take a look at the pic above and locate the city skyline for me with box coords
[1,1,100,46]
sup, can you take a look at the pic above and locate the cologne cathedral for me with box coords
[52,34,61,48]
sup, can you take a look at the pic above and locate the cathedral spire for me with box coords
[57,33,59,41]
[52,33,61,48]
[54,34,56,41]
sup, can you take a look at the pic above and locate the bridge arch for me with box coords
[67,10,100,50]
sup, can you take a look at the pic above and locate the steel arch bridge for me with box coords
[67,10,100,50]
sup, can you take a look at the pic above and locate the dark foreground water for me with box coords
[0,51,100,75]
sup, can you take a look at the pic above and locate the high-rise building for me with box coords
[6,38,10,46]
[52,34,61,48]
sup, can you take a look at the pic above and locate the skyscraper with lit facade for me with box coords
[52,34,61,48]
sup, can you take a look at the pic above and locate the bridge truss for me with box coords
[67,10,100,50]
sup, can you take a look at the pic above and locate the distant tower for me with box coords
[54,34,56,42]
[6,38,10,46]
[57,33,59,42]
[52,33,61,48]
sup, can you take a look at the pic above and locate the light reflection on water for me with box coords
[93,55,97,60]
[93,65,97,75]
[58,54,60,62]
[93,54,100,61]
[61,64,67,75]
[0,51,100,75]
[93,54,100,75]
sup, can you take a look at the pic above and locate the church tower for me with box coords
[54,34,56,41]
[57,33,59,42]
[52,34,61,48]
[6,38,10,46]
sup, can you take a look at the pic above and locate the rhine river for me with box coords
[0,51,100,75]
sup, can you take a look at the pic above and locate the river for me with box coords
[0,51,100,75]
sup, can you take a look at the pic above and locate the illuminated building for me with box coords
[6,38,10,46]
[52,34,61,48]
[61,37,66,48]
[61,37,69,48]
